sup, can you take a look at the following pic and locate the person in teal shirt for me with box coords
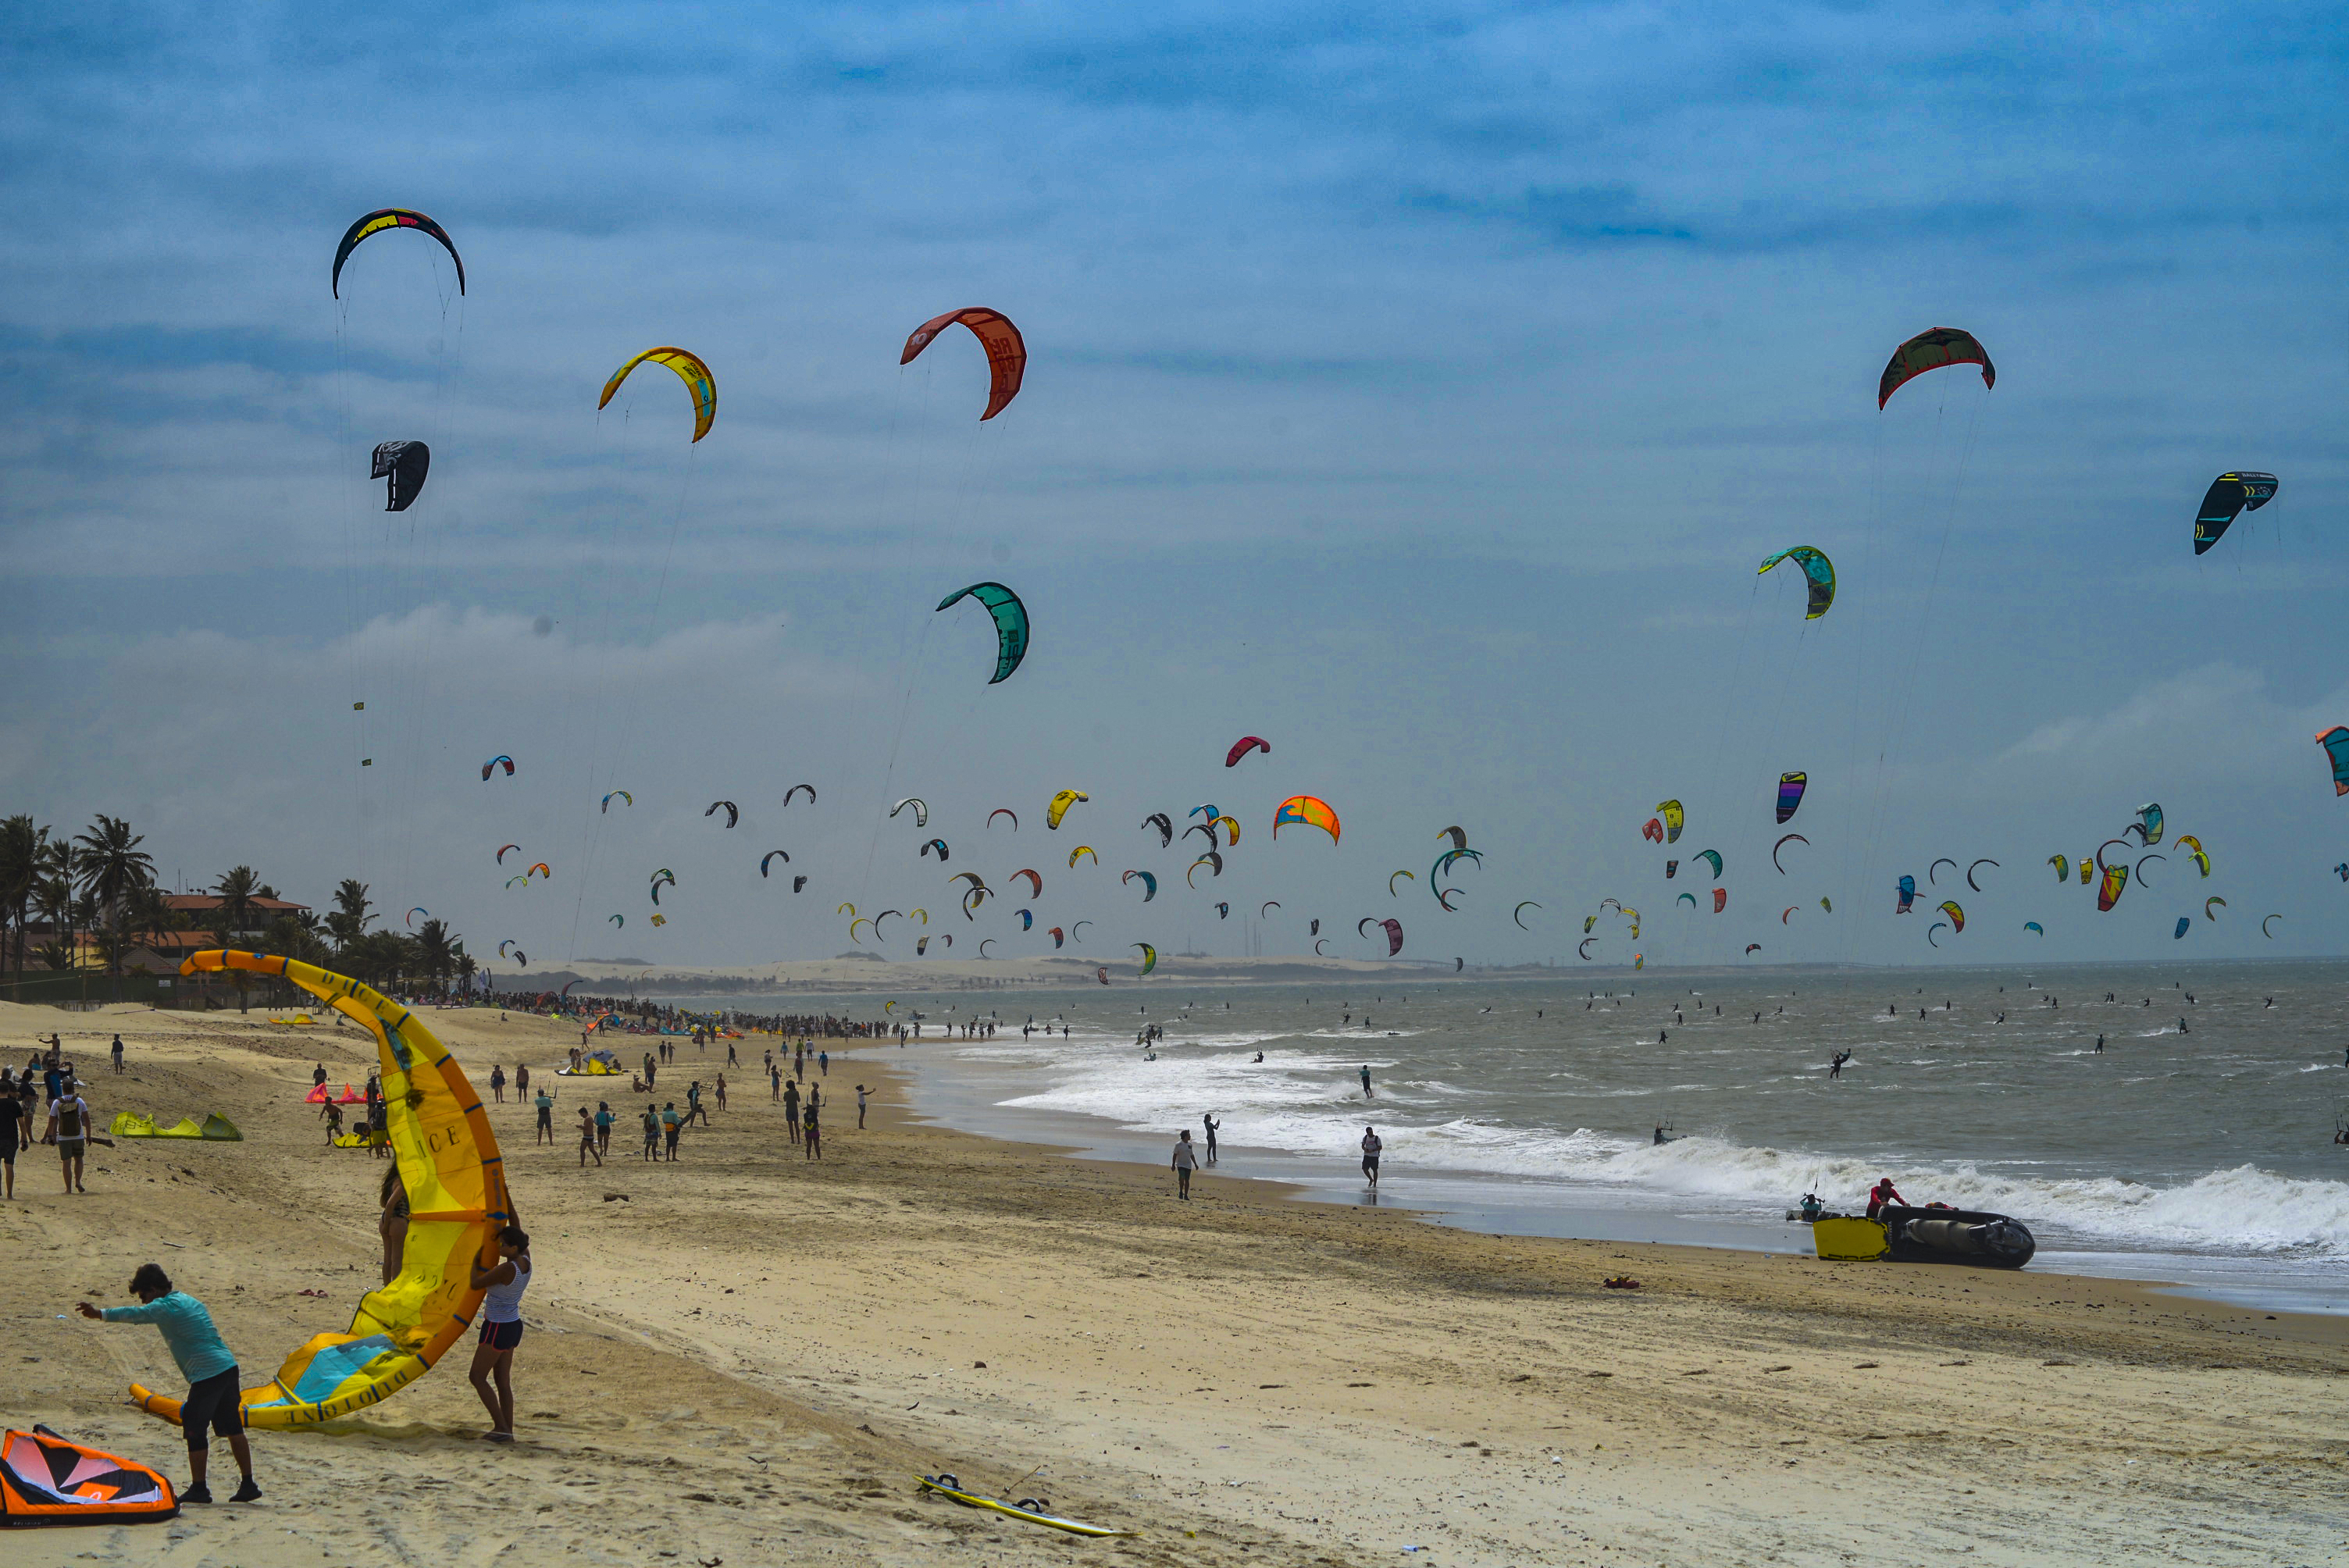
[77,1263,260,1503]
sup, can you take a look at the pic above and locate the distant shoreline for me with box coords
[497,950,2349,996]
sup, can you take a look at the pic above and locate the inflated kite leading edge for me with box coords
[137,950,510,1431]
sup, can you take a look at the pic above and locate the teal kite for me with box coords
[1758,547,1835,620]
[936,582,1029,684]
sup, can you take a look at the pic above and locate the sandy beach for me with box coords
[4,999,2344,1566]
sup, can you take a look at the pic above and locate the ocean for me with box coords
[665,960,2349,1313]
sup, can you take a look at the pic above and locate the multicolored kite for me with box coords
[332,208,465,298]
[1776,772,1807,824]
[1273,796,1341,844]
[1879,326,1994,408]
[1758,547,1836,620]
[598,347,716,442]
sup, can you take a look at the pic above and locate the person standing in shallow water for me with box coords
[1360,1125,1382,1186]
[1203,1113,1220,1165]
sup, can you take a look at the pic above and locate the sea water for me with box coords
[669,960,2349,1312]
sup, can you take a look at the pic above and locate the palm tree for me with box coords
[326,879,374,958]
[212,866,262,942]
[74,816,157,996]
[415,919,455,993]
[36,839,80,971]
[454,945,477,996]
[0,816,45,986]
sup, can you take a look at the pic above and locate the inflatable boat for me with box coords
[1812,1204,2036,1269]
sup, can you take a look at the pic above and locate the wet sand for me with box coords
[4,999,2343,1566]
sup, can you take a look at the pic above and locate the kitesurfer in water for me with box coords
[78,1263,261,1501]
[1360,1065,1374,1098]
[1829,1050,1850,1080]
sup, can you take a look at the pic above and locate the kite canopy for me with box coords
[1360,917,1404,957]
[935,583,1029,683]
[598,347,716,442]
[1879,326,1994,408]
[370,441,430,512]
[481,755,514,780]
[1695,849,1723,879]
[1047,789,1088,829]
[1776,772,1808,824]
[1225,735,1271,768]
[2193,472,2278,555]
[332,208,465,298]
[1,1427,178,1525]
[900,307,1028,420]
[150,951,509,1431]
[1758,547,1836,619]
[1273,795,1342,844]
[1937,900,1966,933]
[2317,727,2349,796]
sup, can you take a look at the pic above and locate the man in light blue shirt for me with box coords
[78,1263,260,1503]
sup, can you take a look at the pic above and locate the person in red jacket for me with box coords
[1866,1177,1909,1218]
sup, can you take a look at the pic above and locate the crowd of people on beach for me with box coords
[2,1032,133,1197]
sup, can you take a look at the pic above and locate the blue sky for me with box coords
[2,2,2344,970]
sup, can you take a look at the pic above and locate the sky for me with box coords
[2,2,2344,974]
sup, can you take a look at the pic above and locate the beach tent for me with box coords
[0,1426,177,1526]
[108,1113,243,1142]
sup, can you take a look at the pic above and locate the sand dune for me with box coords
[5,999,2343,1566]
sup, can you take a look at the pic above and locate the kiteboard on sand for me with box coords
[915,1475,1132,1537]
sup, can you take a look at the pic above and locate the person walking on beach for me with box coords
[515,1064,530,1097]
[110,1034,124,1073]
[660,1103,683,1160]
[576,1106,602,1167]
[640,1103,661,1161]
[533,1087,556,1146]
[1171,1128,1199,1199]
[771,1060,782,1103]
[818,1049,829,1076]
[1359,1064,1373,1099]
[490,1064,506,1103]
[803,1097,822,1159]
[47,1080,91,1194]
[855,1083,868,1129]
[714,1073,728,1112]
[0,1078,26,1199]
[726,1038,739,1067]
[1360,1125,1382,1187]
[467,1225,532,1442]
[1202,1113,1220,1165]
[78,1264,261,1502]
[783,1078,801,1144]
[594,1100,614,1154]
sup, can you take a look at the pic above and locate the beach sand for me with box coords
[4,999,2344,1566]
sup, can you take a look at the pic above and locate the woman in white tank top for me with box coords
[467,1225,531,1441]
